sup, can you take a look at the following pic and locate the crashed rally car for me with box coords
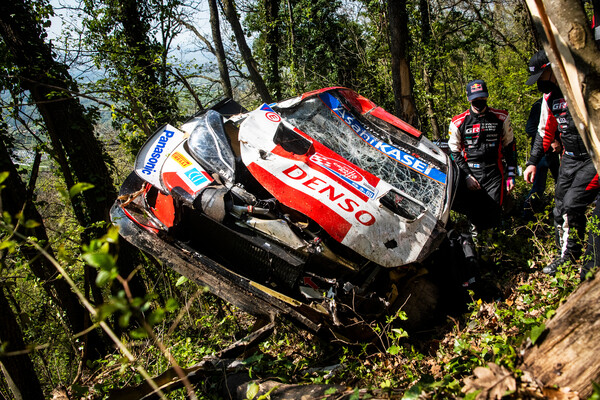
[111,87,459,340]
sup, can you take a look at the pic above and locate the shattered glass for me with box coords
[275,97,446,216]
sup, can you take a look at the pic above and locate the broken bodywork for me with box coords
[111,87,459,340]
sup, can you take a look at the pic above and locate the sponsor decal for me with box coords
[171,151,191,168]
[260,103,275,111]
[282,164,376,226]
[552,99,568,111]
[472,124,481,134]
[184,168,209,187]
[318,92,446,184]
[141,129,175,175]
[470,83,483,92]
[259,104,282,122]
[265,112,281,123]
[309,153,378,199]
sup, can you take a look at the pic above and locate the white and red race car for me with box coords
[111,87,459,339]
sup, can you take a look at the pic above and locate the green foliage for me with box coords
[82,225,118,287]
[1,0,595,398]
[245,0,370,99]
[80,0,181,154]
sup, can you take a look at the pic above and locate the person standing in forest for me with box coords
[523,50,600,275]
[521,96,561,220]
[448,79,518,235]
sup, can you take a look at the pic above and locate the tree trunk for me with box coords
[285,0,299,93]
[264,0,281,100]
[221,0,273,103]
[0,135,109,360]
[0,288,45,400]
[0,4,111,316]
[209,0,233,98]
[0,0,147,319]
[419,0,440,139]
[116,0,175,128]
[0,0,115,229]
[387,0,418,126]
[520,1,600,397]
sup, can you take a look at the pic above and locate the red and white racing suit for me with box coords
[448,106,517,231]
[527,90,599,260]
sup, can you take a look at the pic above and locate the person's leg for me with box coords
[472,169,502,232]
[531,156,550,197]
[544,158,599,274]
[548,153,561,182]
[561,162,599,260]
[552,159,571,254]
[523,156,550,218]
[542,158,571,274]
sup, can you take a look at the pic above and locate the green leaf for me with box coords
[105,226,120,243]
[348,388,361,400]
[118,311,131,327]
[24,219,41,229]
[83,253,115,270]
[402,384,423,400]
[387,345,400,355]
[148,309,166,326]
[165,298,179,312]
[69,182,95,198]
[95,269,115,287]
[0,240,16,252]
[175,276,188,286]
[245,382,259,400]
[0,171,9,184]
[396,310,408,320]
[129,327,148,339]
[392,328,409,338]
[97,303,119,321]
[243,353,264,365]
[530,324,546,345]
[463,391,481,400]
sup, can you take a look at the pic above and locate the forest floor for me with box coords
[82,191,589,400]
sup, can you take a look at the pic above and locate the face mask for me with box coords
[537,80,556,94]
[471,99,487,112]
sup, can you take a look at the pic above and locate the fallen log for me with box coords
[520,276,600,398]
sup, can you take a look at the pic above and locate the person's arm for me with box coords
[527,95,557,166]
[525,99,542,139]
[501,114,517,192]
[524,96,557,184]
[448,117,480,190]
[448,118,470,175]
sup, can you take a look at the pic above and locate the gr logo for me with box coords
[265,112,281,122]
[184,168,209,187]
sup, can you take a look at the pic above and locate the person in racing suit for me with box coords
[523,50,600,275]
[521,97,561,220]
[449,79,517,233]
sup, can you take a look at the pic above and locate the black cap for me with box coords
[526,50,551,85]
[466,80,488,101]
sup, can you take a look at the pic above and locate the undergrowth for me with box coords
[81,201,585,399]
[1,176,594,400]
